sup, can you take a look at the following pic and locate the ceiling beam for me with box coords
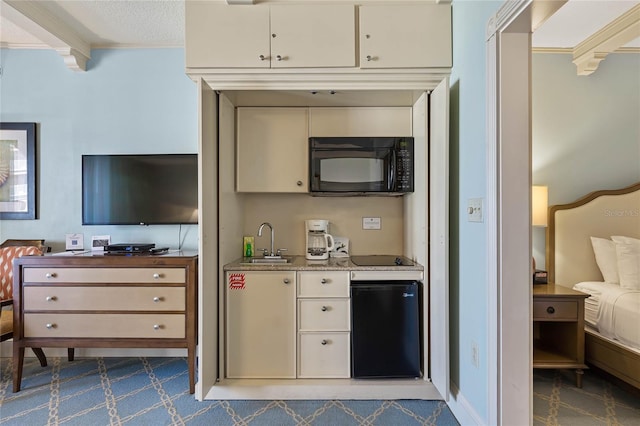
[573,4,640,76]
[2,0,90,71]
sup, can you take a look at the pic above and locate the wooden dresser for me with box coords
[12,252,197,393]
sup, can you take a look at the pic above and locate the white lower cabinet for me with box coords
[226,271,297,378]
[297,271,351,378]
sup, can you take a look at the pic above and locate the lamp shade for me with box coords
[532,185,548,227]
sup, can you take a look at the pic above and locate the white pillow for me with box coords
[590,237,619,284]
[611,236,640,290]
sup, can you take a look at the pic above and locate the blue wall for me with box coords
[0,48,198,251]
[450,1,502,422]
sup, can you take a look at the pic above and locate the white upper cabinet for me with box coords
[236,108,309,193]
[185,3,355,69]
[185,3,270,68]
[359,4,452,69]
[270,5,355,68]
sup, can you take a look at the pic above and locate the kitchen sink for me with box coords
[241,256,291,264]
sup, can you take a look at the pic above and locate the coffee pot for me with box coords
[305,219,335,260]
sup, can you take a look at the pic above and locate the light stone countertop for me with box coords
[223,255,424,272]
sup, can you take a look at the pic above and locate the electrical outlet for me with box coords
[467,198,483,223]
[471,341,479,368]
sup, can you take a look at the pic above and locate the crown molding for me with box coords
[572,4,640,75]
[2,0,90,72]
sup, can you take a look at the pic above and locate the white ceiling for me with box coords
[0,1,638,54]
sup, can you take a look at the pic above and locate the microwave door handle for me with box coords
[389,150,396,191]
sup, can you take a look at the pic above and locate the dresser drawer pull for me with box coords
[153,324,163,330]
[45,296,57,302]
[45,272,57,279]
[45,323,56,329]
[321,306,328,312]
[321,278,328,284]
[153,297,164,303]
[153,273,163,279]
[321,339,328,345]
[546,306,555,314]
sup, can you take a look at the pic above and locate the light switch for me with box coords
[467,198,483,223]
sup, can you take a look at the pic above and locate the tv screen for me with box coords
[82,154,198,225]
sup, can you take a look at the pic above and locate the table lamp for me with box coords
[532,185,548,283]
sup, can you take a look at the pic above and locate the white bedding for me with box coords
[573,282,640,350]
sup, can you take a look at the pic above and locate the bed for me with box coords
[546,181,640,390]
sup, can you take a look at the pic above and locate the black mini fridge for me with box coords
[350,281,422,378]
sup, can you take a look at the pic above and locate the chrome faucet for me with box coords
[257,222,275,257]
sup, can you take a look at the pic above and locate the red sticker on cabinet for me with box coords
[229,273,245,290]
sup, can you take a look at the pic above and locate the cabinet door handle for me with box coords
[283,278,290,284]
[296,180,303,186]
[366,55,373,61]
[276,55,283,61]
[321,306,328,312]
[258,54,268,61]
[45,272,57,279]
[45,296,57,302]
[546,306,555,314]
[321,339,328,345]
[321,278,328,284]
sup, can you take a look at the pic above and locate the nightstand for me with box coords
[533,284,589,387]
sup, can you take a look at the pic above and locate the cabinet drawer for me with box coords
[298,332,350,378]
[23,286,185,311]
[298,299,350,331]
[533,300,578,320]
[24,314,185,338]
[23,268,185,284]
[297,271,349,297]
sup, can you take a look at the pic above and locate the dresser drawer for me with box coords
[23,286,185,311]
[298,299,350,331]
[298,332,350,378]
[24,314,185,338]
[23,268,186,284]
[297,271,349,297]
[533,300,578,320]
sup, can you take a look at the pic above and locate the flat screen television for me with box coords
[82,154,198,225]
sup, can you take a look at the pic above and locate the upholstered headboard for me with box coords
[547,182,640,286]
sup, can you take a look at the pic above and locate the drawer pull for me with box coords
[321,306,328,312]
[153,273,162,279]
[546,306,555,314]
[153,324,163,330]
[321,278,328,284]
[153,296,163,303]
[45,296,57,302]
[321,339,328,345]
[45,272,57,279]
[45,323,56,329]
[283,278,290,284]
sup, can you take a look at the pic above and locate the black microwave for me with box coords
[309,137,414,195]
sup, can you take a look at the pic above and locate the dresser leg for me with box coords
[32,347,48,367]
[576,369,584,388]
[188,346,195,394]
[12,346,24,393]
[68,348,75,362]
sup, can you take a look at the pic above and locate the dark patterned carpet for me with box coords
[0,357,459,425]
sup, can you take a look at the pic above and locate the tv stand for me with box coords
[12,252,198,394]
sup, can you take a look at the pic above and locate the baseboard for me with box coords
[0,341,186,358]
[447,382,484,425]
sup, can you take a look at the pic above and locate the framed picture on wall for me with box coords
[0,123,36,220]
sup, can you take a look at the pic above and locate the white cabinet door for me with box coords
[186,4,354,69]
[270,5,355,68]
[309,107,413,137]
[236,108,308,193]
[359,4,452,69]
[226,271,296,378]
[185,3,270,68]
